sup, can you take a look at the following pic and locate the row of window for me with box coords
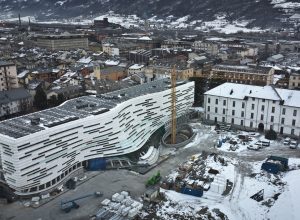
[207,110,297,126]
[207,103,297,116]
[207,97,277,105]
[207,114,297,135]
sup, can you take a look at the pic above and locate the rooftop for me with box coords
[0,88,32,105]
[0,79,189,139]
[205,83,300,108]
[0,61,15,66]
[213,64,272,74]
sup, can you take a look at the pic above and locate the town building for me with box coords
[204,83,300,137]
[146,62,194,80]
[35,34,89,50]
[0,61,19,91]
[289,72,300,90]
[29,69,63,84]
[128,50,152,64]
[0,88,32,118]
[128,64,145,75]
[99,66,126,81]
[102,43,120,56]
[0,79,194,196]
[209,65,274,86]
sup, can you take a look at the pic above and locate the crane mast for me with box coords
[171,65,177,144]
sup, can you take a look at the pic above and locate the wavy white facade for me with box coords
[0,80,194,195]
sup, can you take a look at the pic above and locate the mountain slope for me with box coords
[0,0,299,28]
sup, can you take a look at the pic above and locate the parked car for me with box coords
[283,137,291,145]
[247,144,261,151]
[262,140,270,147]
[289,141,298,149]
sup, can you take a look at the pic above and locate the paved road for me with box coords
[0,123,299,220]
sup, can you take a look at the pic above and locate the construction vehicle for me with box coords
[60,192,103,213]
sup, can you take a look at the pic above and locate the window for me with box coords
[250,122,253,128]
[232,110,235,116]
[231,118,234,124]
[241,111,244,117]
[293,110,297,117]
[222,117,225,123]
[292,119,296,126]
[252,98,255,101]
[272,107,275,113]
[291,129,295,135]
[262,99,265,102]
[260,115,264,121]
[233,101,235,107]
[251,104,255,110]
[282,108,286,115]
[207,114,210,120]
[215,117,217,123]
[270,125,273,130]
[271,116,274,122]
[207,106,210,112]
[223,109,226,114]
[273,100,276,104]
[223,100,226,106]
[281,118,285,125]
[241,120,244,126]
[215,99,218,105]
[261,105,265,111]
[208,98,210,104]
[215,107,218,113]
[251,113,254,119]
[242,102,245,109]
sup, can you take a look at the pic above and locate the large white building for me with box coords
[0,80,194,196]
[204,83,300,137]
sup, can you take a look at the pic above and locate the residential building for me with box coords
[0,79,194,196]
[100,66,126,81]
[128,50,151,64]
[209,65,274,86]
[288,72,300,90]
[128,64,145,75]
[0,61,19,91]
[29,69,62,84]
[204,83,300,137]
[146,62,194,80]
[102,43,120,56]
[0,88,32,118]
[46,85,83,100]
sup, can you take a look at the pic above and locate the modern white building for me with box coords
[0,79,194,196]
[204,83,300,137]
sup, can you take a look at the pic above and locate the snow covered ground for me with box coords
[1,12,269,34]
[141,123,300,220]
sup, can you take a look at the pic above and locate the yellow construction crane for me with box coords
[171,65,177,144]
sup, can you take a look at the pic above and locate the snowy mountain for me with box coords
[0,0,299,28]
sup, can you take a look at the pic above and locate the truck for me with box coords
[60,192,103,213]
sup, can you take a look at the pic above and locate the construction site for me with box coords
[1,67,300,220]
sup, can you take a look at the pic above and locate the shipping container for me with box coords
[180,187,203,197]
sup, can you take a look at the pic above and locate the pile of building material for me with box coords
[100,191,143,219]
[161,153,230,197]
